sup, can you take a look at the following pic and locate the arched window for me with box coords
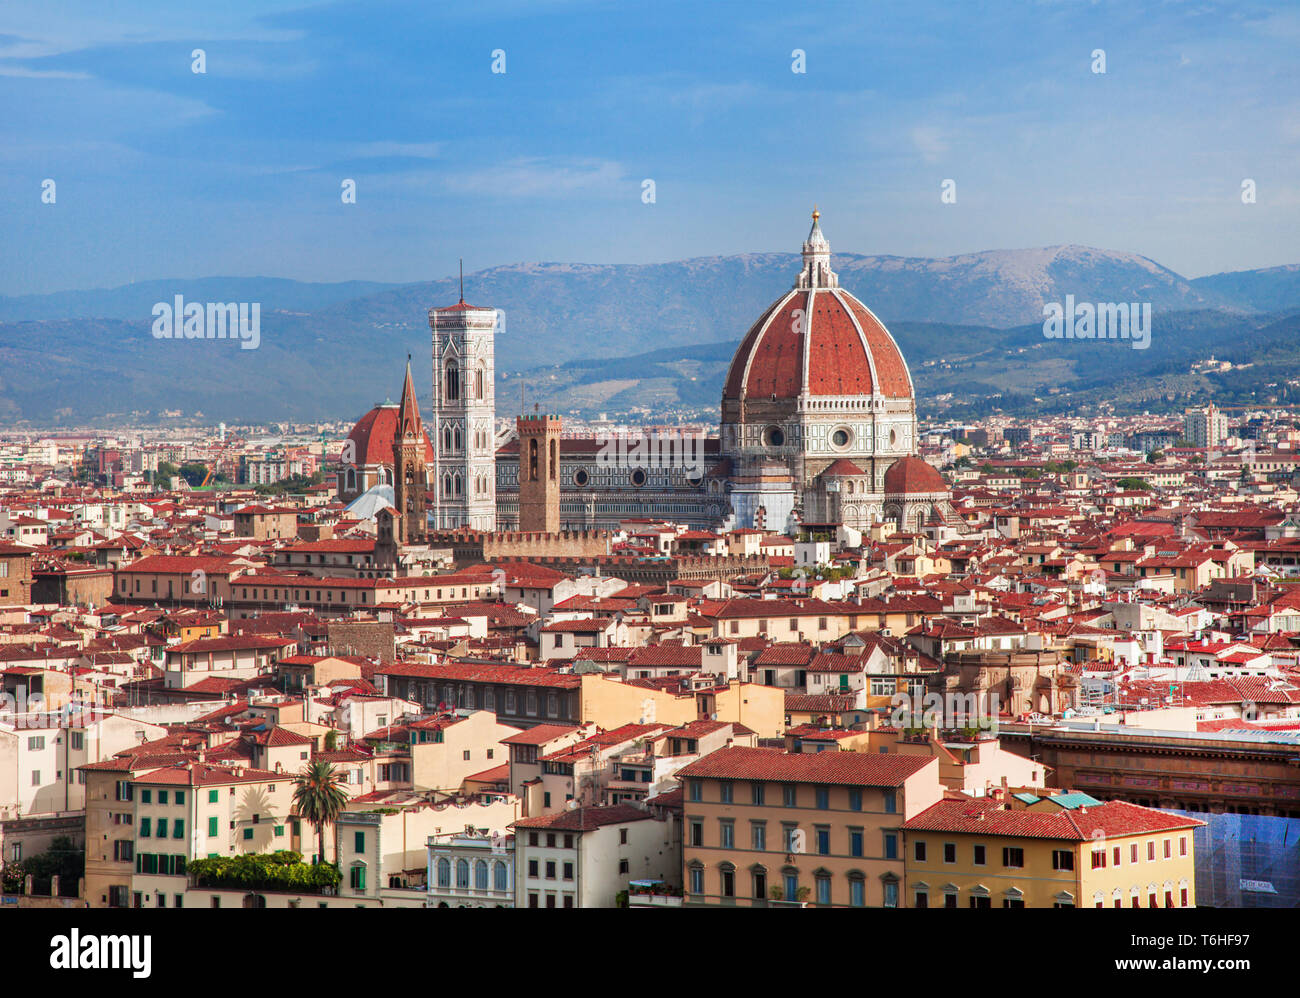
[444,361,460,401]
[494,861,508,892]
[474,364,485,400]
[345,468,356,491]
[475,860,488,890]
[453,426,462,451]
[529,438,539,482]
[549,438,558,480]
[456,859,470,889]
[444,426,453,451]
[437,858,450,888]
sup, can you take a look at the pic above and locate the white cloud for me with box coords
[910,126,948,164]
[443,157,628,198]
[350,141,441,160]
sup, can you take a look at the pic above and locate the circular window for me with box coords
[831,428,851,448]
[631,468,647,487]
[767,427,785,448]
[573,468,589,487]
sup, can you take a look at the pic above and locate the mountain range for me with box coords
[2,245,1299,426]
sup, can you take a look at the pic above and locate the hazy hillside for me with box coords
[0,278,403,323]
[4,246,1300,424]
[1192,264,1300,313]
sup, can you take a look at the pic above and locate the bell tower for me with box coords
[392,359,428,544]
[429,269,498,531]
[517,413,561,532]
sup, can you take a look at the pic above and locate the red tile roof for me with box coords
[676,746,932,787]
[512,803,654,832]
[903,797,1205,840]
[722,287,912,401]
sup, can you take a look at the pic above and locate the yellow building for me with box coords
[676,746,942,907]
[902,792,1203,909]
[578,673,785,740]
[81,758,304,909]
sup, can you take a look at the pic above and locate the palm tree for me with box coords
[291,759,349,866]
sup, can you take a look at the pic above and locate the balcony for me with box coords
[626,879,682,908]
[628,892,682,908]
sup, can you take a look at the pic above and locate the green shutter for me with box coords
[141,790,151,804]
[208,789,218,803]
[156,818,167,837]
[243,828,253,840]
[173,820,185,839]
[208,817,218,837]
[176,791,185,805]
[274,825,284,837]
[140,817,151,837]
[354,831,365,853]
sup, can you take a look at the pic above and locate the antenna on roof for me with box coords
[459,259,464,303]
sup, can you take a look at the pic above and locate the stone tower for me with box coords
[392,360,428,544]
[429,283,498,531]
[517,413,561,532]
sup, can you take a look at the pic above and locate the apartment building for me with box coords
[511,803,677,908]
[901,792,1204,909]
[336,794,520,907]
[0,711,166,818]
[0,543,34,606]
[163,633,297,689]
[81,759,301,909]
[675,746,942,907]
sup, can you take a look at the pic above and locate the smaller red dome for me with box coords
[346,404,435,465]
[883,457,947,495]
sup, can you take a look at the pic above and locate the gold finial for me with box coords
[812,204,820,221]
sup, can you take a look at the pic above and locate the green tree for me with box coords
[179,462,209,487]
[154,460,179,484]
[1146,450,1163,464]
[291,760,349,865]
[10,836,84,896]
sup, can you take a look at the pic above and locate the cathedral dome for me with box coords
[346,402,435,466]
[883,456,947,495]
[722,210,914,403]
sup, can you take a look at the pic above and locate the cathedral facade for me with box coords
[342,210,954,536]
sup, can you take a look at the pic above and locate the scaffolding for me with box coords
[1168,809,1300,908]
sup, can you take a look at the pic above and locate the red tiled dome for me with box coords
[722,287,913,401]
[883,457,947,495]
[346,404,435,466]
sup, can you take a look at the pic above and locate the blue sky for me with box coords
[1,0,1297,295]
